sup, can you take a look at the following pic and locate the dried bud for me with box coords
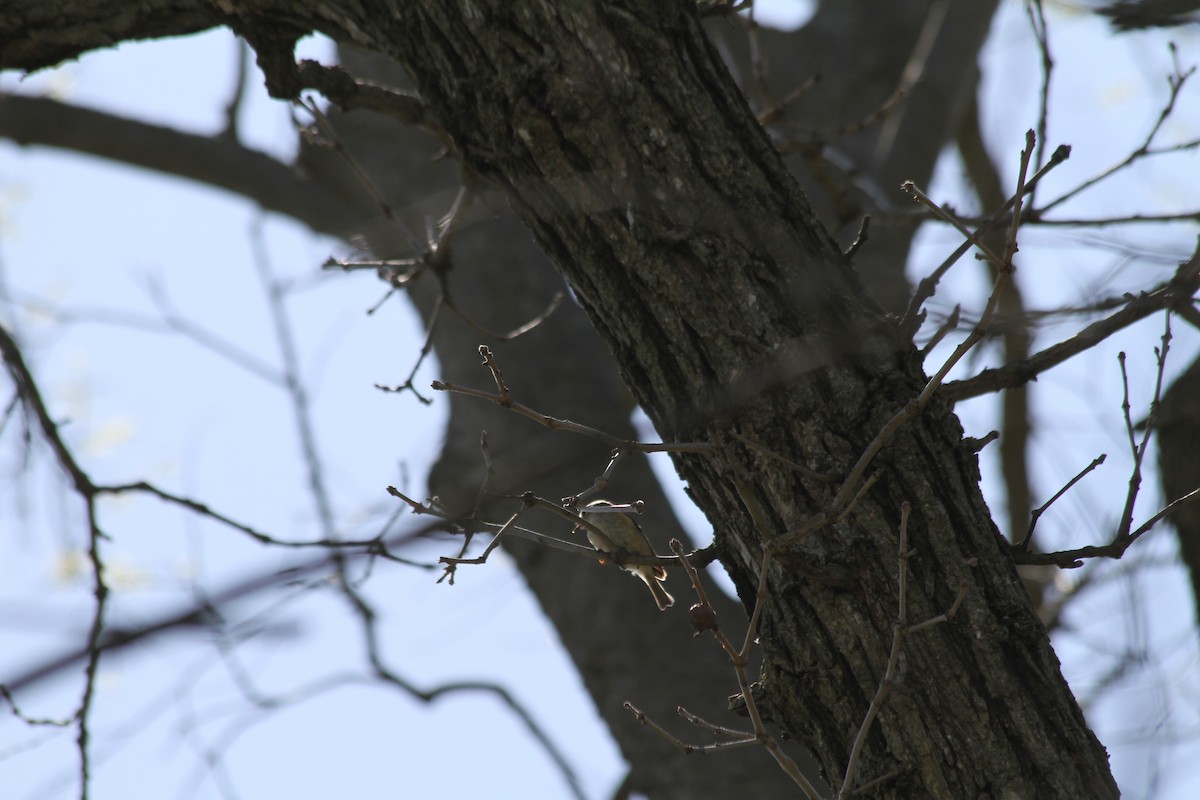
[688,602,718,636]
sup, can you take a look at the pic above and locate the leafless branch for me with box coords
[1012,314,1199,567]
[837,130,1036,514]
[1021,454,1107,551]
[898,142,1070,337]
[431,345,712,454]
[1024,0,1054,194]
[626,536,823,799]
[839,503,968,797]
[336,574,587,800]
[943,242,1200,401]
[1037,43,1197,217]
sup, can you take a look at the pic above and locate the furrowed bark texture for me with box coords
[375,3,1117,797]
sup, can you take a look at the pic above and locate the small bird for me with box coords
[579,500,674,611]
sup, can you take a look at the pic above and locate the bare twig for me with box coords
[567,446,631,505]
[1116,315,1172,542]
[335,577,588,800]
[1037,43,1196,217]
[828,133,1038,561]
[1013,487,1200,568]
[98,480,370,549]
[757,72,821,126]
[385,486,679,568]
[322,253,424,278]
[871,0,950,161]
[1012,314,1194,567]
[943,243,1200,400]
[376,293,443,404]
[1021,454,1107,551]
[298,96,416,252]
[838,503,911,799]
[252,222,338,541]
[919,303,961,356]
[438,499,534,582]
[1024,0,1054,192]
[447,291,564,342]
[613,483,826,793]
[141,277,282,384]
[0,321,108,793]
[842,215,870,259]
[623,702,758,754]
[0,685,71,727]
[898,143,1070,337]
[432,346,712,454]
[902,181,1006,270]
[838,504,968,797]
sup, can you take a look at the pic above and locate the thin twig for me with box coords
[837,503,911,799]
[871,0,949,161]
[1025,0,1054,193]
[843,215,870,259]
[898,143,1070,337]
[624,702,757,754]
[438,500,534,582]
[0,321,107,794]
[943,243,1200,401]
[838,505,968,797]
[1116,313,1173,542]
[919,304,961,357]
[252,222,338,542]
[141,276,282,384]
[568,447,631,506]
[834,133,1038,548]
[902,181,1006,270]
[1037,44,1196,216]
[1021,454,1107,551]
[447,291,564,342]
[1012,314,1196,567]
[1013,487,1200,567]
[757,72,822,126]
[375,294,443,404]
[337,575,588,800]
[386,486,682,568]
[650,537,822,799]
[431,346,711,453]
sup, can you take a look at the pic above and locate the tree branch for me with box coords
[0,94,356,235]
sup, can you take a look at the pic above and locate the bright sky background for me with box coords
[2,2,1200,798]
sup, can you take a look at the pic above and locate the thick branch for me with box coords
[0,0,219,72]
[0,94,356,235]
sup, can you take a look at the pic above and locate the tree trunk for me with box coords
[374,2,1117,797]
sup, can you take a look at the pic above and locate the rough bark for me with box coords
[1,1,1118,797]
[371,3,1117,797]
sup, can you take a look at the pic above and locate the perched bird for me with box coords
[579,500,674,611]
